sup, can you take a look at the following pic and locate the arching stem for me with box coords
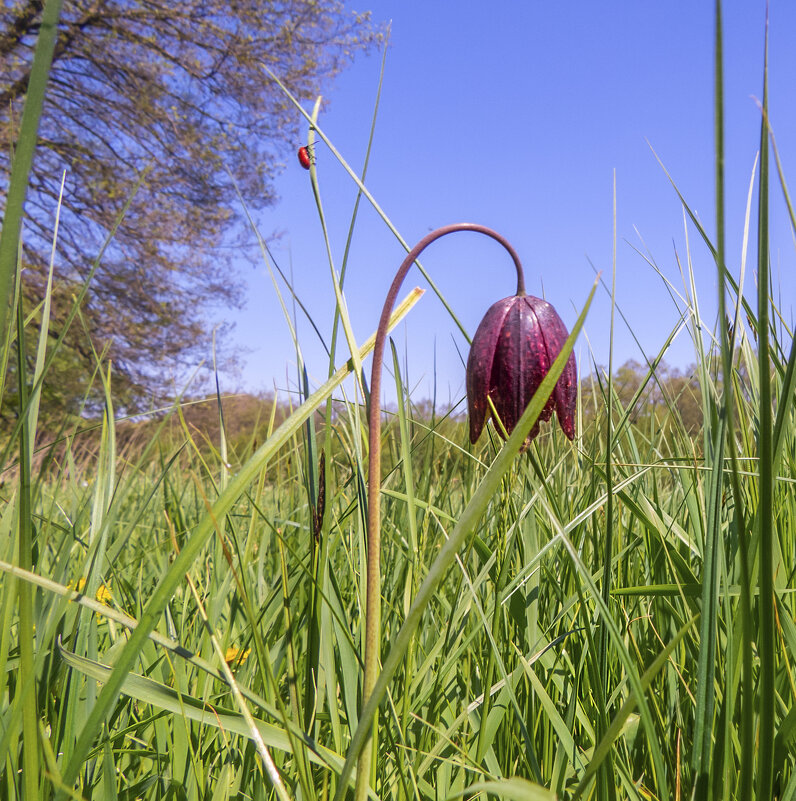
[356,223,525,800]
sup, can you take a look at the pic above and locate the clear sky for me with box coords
[223,1,796,408]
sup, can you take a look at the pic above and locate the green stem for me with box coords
[356,223,525,801]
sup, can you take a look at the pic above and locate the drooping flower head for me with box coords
[466,293,576,448]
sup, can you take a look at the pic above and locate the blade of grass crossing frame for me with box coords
[264,66,471,344]
[756,10,775,799]
[333,277,598,801]
[327,39,388,383]
[55,288,424,798]
[15,249,40,799]
[306,98,366,397]
[0,0,64,340]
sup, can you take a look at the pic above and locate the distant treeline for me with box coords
[3,359,707,480]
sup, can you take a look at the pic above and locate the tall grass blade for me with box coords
[333,276,598,801]
[756,9,776,799]
[14,248,40,799]
[54,288,423,798]
[263,66,471,343]
[0,0,64,339]
[595,170,618,801]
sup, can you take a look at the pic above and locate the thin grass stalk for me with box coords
[304,99,366,396]
[301,359,323,739]
[25,173,65,449]
[756,9,776,799]
[690,14,734,784]
[0,171,146,475]
[763,125,796,481]
[264,67,472,344]
[652,151,759,336]
[14,254,39,798]
[326,37,387,385]
[317,54,388,771]
[595,170,618,801]
[301,99,349,742]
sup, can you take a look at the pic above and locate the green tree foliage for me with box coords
[0,0,379,419]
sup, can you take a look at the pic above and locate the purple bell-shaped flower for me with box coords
[466,293,576,447]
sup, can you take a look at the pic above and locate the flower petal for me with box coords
[490,298,539,435]
[528,296,576,440]
[466,297,514,443]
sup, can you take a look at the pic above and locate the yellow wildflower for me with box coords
[69,578,112,622]
[224,646,251,665]
[68,578,111,604]
[95,584,112,604]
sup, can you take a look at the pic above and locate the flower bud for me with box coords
[466,294,576,447]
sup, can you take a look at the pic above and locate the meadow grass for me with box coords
[1,2,796,799]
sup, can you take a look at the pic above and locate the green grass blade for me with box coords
[457,777,555,801]
[756,10,776,799]
[54,288,423,797]
[14,247,40,800]
[327,37,388,380]
[0,0,64,340]
[56,643,376,799]
[333,276,598,801]
[571,616,697,799]
[263,67,471,343]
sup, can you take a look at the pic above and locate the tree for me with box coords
[0,0,379,419]
[581,359,704,443]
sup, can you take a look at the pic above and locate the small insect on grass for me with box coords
[297,143,315,169]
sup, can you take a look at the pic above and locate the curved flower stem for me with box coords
[356,223,525,800]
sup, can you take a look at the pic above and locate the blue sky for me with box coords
[224,1,796,407]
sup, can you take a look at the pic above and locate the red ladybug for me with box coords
[297,144,314,169]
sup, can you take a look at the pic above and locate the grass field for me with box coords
[1,3,796,799]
